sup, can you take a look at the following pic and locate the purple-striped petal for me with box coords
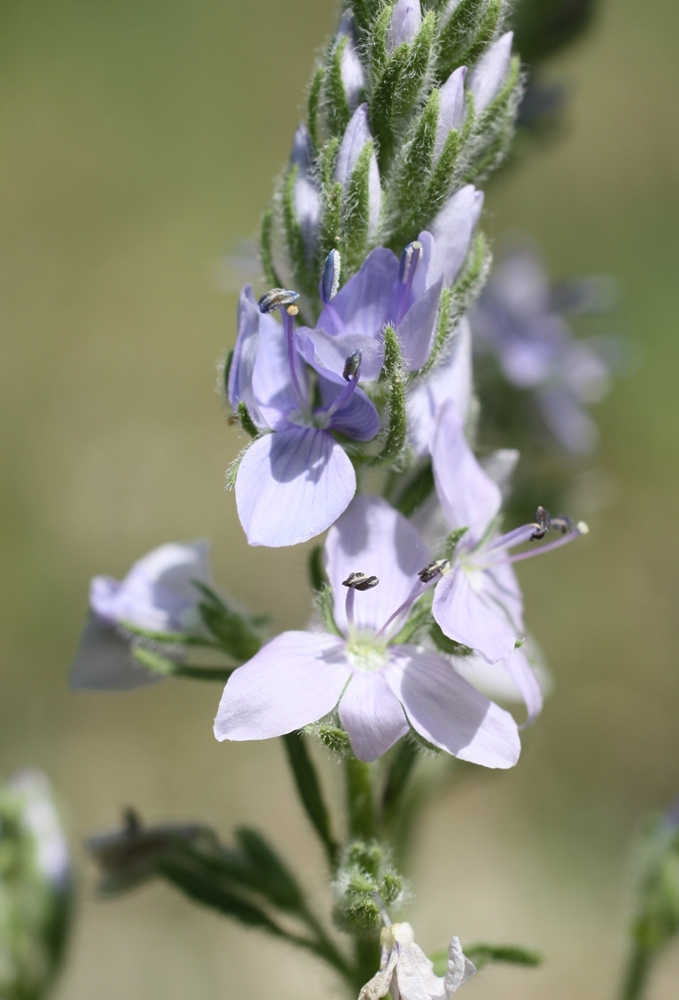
[325,494,429,635]
[338,670,408,761]
[228,285,266,426]
[235,427,356,547]
[432,565,518,663]
[325,383,381,442]
[397,277,443,372]
[503,647,543,726]
[251,308,303,429]
[318,247,399,339]
[430,186,484,286]
[296,328,384,384]
[431,400,501,541]
[290,124,320,258]
[386,645,520,767]
[214,632,351,741]
[335,105,382,239]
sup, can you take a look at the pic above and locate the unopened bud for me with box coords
[257,288,300,314]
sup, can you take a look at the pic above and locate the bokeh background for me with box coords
[1,0,678,996]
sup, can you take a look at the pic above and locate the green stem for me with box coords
[381,740,419,826]
[351,934,381,994]
[282,733,340,870]
[345,755,378,841]
[172,665,234,682]
[621,944,654,1000]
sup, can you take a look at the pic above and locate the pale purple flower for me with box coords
[467,32,513,113]
[214,494,520,767]
[230,286,380,547]
[336,12,365,110]
[336,104,381,240]
[435,66,468,159]
[429,185,484,286]
[71,539,211,690]
[290,123,320,261]
[430,401,587,664]
[387,0,422,53]
[471,243,613,454]
[360,922,475,1000]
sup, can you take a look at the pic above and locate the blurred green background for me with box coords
[0,0,678,996]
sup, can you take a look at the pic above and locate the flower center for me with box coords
[346,633,389,672]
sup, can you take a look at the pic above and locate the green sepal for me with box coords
[222,349,233,400]
[131,646,177,677]
[370,12,436,172]
[282,732,340,869]
[367,3,392,79]
[281,164,312,297]
[445,526,469,560]
[351,0,387,41]
[236,400,259,439]
[464,55,521,183]
[193,581,263,661]
[429,621,473,657]
[392,462,435,516]
[430,943,543,976]
[454,0,503,73]
[371,324,409,468]
[315,583,342,636]
[388,88,440,222]
[308,545,327,592]
[311,723,352,757]
[340,140,374,273]
[434,0,488,84]
[308,67,324,149]
[323,36,352,139]
[333,839,405,932]
[260,209,283,289]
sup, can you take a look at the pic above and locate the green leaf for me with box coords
[307,545,326,592]
[340,140,374,273]
[222,349,233,400]
[282,732,339,869]
[381,739,419,820]
[192,581,263,661]
[131,646,177,677]
[429,621,473,657]
[323,36,352,138]
[392,462,435,516]
[371,324,408,468]
[235,827,305,912]
[430,942,544,975]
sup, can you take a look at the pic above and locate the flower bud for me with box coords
[434,66,467,159]
[387,0,422,54]
[468,32,513,113]
[430,185,484,285]
[290,123,320,258]
[336,12,365,111]
[335,104,382,239]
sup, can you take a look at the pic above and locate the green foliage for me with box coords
[307,67,324,149]
[429,621,474,656]
[350,0,389,41]
[389,88,441,219]
[236,400,259,438]
[445,526,470,560]
[435,0,489,84]
[313,724,353,757]
[192,581,264,661]
[307,545,326,592]
[341,141,375,273]
[234,827,305,912]
[430,941,543,975]
[315,582,342,636]
[390,598,433,645]
[381,740,420,821]
[282,733,340,869]
[323,36,352,139]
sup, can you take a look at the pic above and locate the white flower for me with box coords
[359,922,475,1000]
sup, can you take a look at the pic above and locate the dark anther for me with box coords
[342,572,379,591]
[343,350,362,382]
[418,559,449,583]
[551,514,574,535]
[531,506,552,540]
[257,287,300,314]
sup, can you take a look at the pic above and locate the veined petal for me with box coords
[482,559,524,633]
[318,247,400,339]
[444,937,477,994]
[407,316,473,458]
[468,32,513,113]
[397,277,443,372]
[70,615,163,691]
[251,308,303,428]
[296,328,384,384]
[386,645,521,767]
[393,931,448,1000]
[431,400,501,541]
[338,670,408,762]
[359,944,399,1000]
[235,428,356,547]
[324,383,381,442]
[430,186,484,286]
[502,647,543,726]
[326,495,429,635]
[432,565,518,663]
[229,285,265,425]
[214,632,350,741]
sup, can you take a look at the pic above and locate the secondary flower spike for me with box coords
[70,540,212,690]
[360,922,476,1000]
[214,495,520,767]
[230,285,380,547]
[430,401,587,663]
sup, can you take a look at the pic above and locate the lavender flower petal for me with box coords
[397,277,443,372]
[435,66,467,159]
[290,123,320,257]
[468,32,513,113]
[318,247,399,338]
[296,327,384,383]
[252,308,307,429]
[235,427,356,547]
[429,186,484,285]
[228,285,265,425]
[70,614,162,690]
[325,494,429,635]
[338,670,408,761]
[502,647,543,726]
[336,12,365,110]
[432,566,518,663]
[387,0,422,52]
[431,401,502,541]
[324,383,381,442]
[214,632,351,741]
[386,645,520,767]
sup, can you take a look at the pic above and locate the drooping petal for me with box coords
[359,945,399,1000]
[252,310,305,429]
[429,186,484,286]
[318,246,400,339]
[386,645,521,767]
[435,66,467,159]
[502,647,543,726]
[431,400,501,542]
[393,927,449,1000]
[447,647,542,726]
[397,277,443,372]
[214,632,351,741]
[325,494,429,635]
[335,104,382,239]
[338,670,408,762]
[468,32,513,113]
[290,123,320,258]
[432,565,518,663]
[407,317,472,458]
[235,427,356,547]
[295,327,384,384]
[324,383,381,442]
[91,540,211,632]
[70,615,163,691]
[387,0,422,51]
[336,12,365,110]
[444,937,477,994]
[228,285,265,425]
